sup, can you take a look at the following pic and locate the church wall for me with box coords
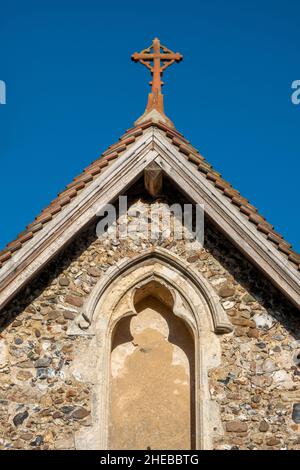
[0,188,299,450]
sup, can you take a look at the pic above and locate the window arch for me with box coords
[71,247,232,450]
[109,281,196,450]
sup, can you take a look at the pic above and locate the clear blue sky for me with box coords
[0,0,299,251]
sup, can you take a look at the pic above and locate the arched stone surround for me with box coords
[69,248,232,449]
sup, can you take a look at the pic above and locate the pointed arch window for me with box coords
[70,248,232,450]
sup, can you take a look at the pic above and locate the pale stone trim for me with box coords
[71,248,230,450]
[76,247,232,334]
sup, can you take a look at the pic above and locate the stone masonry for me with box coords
[0,182,299,450]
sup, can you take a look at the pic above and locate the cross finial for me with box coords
[131,38,183,126]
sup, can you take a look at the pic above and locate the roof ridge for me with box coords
[157,125,300,268]
[0,119,299,273]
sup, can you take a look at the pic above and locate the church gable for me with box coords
[0,181,299,450]
[0,120,299,311]
[0,38,299,451]
[1,119,299,276]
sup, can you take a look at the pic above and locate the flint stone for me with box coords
[211,277,227,286]
[293,352,300,366]
[17,360,34,368]
[14,337,23,345]
[65,295,84,307]
[273,334,284,341]
[253,312,274,330]
[34,356,52,368]
[266,437,280,446]
[256,342,266,349]
[70,407,90,420]
[17,370,32,381]
[272,370,293,387]
[258,420,269,432]
[231,317,255,328]
[187,254,199,263]
[47,311,60,320]
[59,277,70,287]
[225,421,248,433]
[61,406,74,414]
[223,301,235,310]
[219,286,235,298]
[292,403,300,424]
[13,410,29,427]
[251,375,273,388]
[19,432,33,441]
[88,268,101,277]
[36,367,53,380]
[30,435,43,447]
[247,328,259,339]
[262,359,278,373]
[63,311,76,320]
[242,294,256,303]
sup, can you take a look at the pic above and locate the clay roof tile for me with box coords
[0,119,298,276]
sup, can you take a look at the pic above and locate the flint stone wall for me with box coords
[0,187,299,450]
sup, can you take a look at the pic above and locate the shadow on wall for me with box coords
[110,281,196,450]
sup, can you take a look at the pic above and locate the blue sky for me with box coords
[0,0,299,251]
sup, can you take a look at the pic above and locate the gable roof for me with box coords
[0,118,299,312]
[0,119,299,272]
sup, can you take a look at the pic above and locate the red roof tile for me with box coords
[0,119,299,273]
